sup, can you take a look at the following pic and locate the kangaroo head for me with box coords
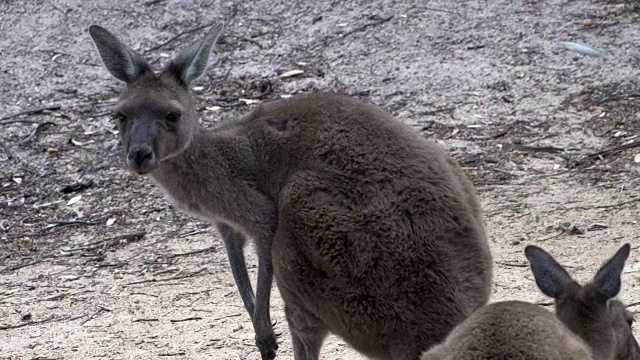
[525,244,640,360]
[88,23,225,174]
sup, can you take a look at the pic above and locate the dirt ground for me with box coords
[1,0,639,359]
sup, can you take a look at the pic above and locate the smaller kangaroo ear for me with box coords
[165,22,225,85]
[590,243,630,300]
[525,245,575,299]
[88,25,151,83]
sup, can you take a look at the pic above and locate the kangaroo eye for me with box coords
[165,112,181,122]
[114,112,127,123]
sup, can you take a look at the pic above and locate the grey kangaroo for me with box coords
[88,22,493,360]
[422,244,640,360]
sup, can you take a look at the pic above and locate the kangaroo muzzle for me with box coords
[127,144,157,174]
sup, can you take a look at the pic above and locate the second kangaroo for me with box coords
[422,244,640,360]
[88,22,493,360]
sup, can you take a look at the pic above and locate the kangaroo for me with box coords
[421,300,593,360]
[526,243,640,360]
[421,244,640,360]
[88,22,493,360]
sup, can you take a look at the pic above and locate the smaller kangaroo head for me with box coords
[88,23,224,174]
[525,244,640,360]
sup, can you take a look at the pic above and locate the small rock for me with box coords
[558,221,584,235]
[512,70,526,79]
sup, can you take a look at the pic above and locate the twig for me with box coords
[474,127,511,140]
[598,93,640,105]
[418,107,455,117]
[170,316,202,323]
[64,231,146,253]
[0,106,61,123]
[144,22,217,54]
[3,259,46,273]
[536,231,565,242]
[514,145,565,154]
[179,229,210,238]
[168,246,216,259]
[212,313,242,321]
[339,15,394,39]
[0,316,55,330]
[130,292,159,298]
[626,301,640,309]
[144,0,163,5]
[562,197,640,211]
[125,268,207,286]
[81,306,112,325]
[495,261,529,268]
[141,207,168,215]
[158,352,186,357]
[47,220,99,227]
[133,318,160,322]
[574,140,640,164]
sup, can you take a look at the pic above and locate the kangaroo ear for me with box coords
[525,245,575,299]
[590,244,630,300]
[165,22,225,85]
[88,25,151,83]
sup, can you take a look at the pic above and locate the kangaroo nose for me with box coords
[127,145,156,174]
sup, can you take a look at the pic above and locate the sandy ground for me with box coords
[1,0,639,359]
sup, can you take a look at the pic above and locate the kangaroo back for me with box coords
[421,301,593,360]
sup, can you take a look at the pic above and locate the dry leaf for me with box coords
[106,218,116,226]
[279,69,304,78]
[12,177,22,185]
[634,153,640,163]
[239,98,261,105]
[559,41,607,58]
[67,195,82,206]
[70,138,84,146]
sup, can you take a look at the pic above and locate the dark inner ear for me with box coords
[590,244,630,299]
[161,22,225,86]
[525,245,575,299]
[89,25,152,84]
